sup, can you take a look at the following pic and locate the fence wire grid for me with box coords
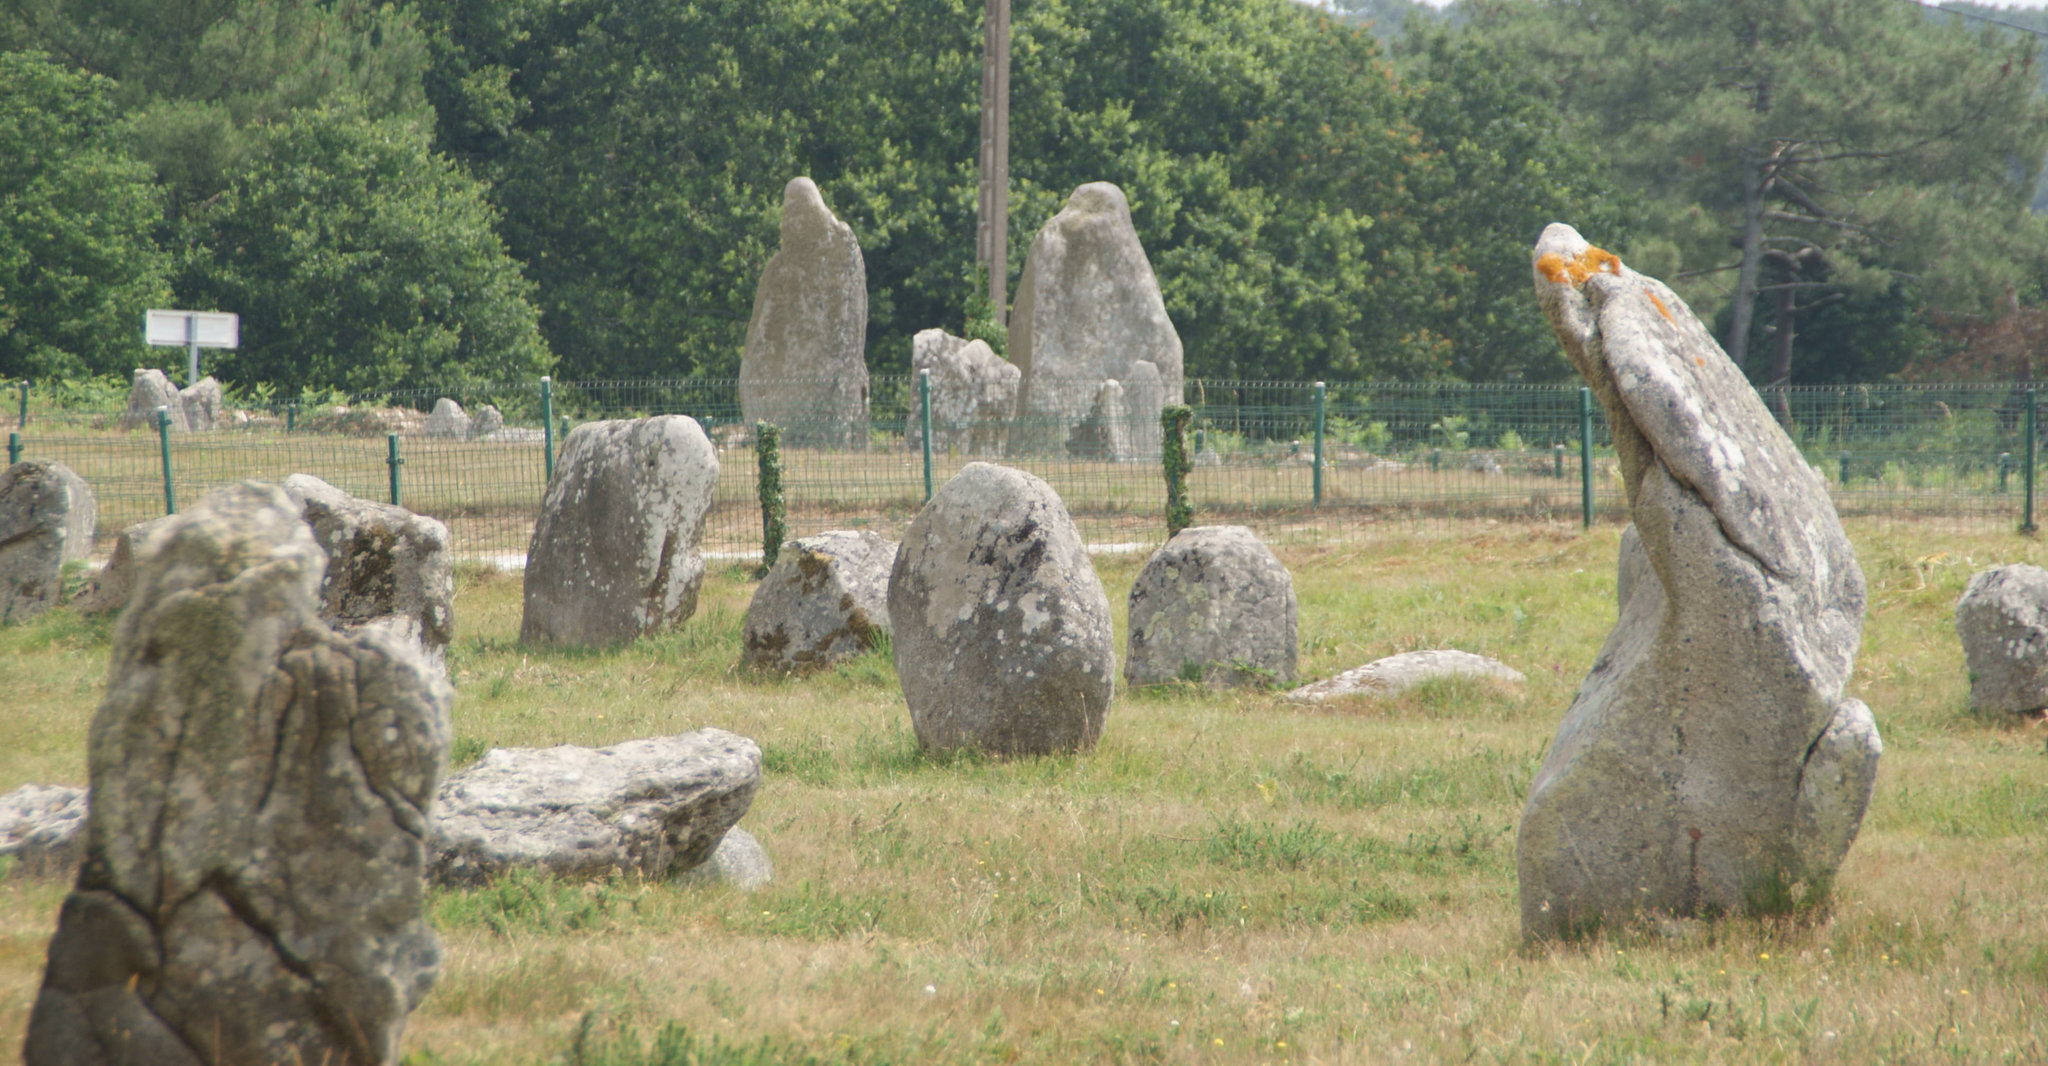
[6,376,2043,563]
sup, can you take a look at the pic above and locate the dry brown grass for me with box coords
[2,518,2046,1064]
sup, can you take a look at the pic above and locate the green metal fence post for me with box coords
[1579,387,1595,529]
[2025,389,2038,533]
[7,431,19,466]
[1839,453,1851,487]
[1553,443,1565,478]
[1311,381,1326,507]
[387,433,404,507]
[286,401,297,433]
[2000,452,2013,494]
[541,375,556,483]
[156,406,176,515]
[15,379,25,428]
[919,368,934,503]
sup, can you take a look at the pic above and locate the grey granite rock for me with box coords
[905,329,1019,455]
[1126,525,1297,687]
[889,462,1115,755]
[470,404,504,439]
[521,416,719,647]
[178,376,223,432]
[76,517,171,616]
[425,398,471,439]
[284,474,455,668]
[0,459,96,624]
[1515,224,1879,941]
[1955,564,2048,715]
[680,827,774,891]
[0,784,87,879]
[1286,650,1522,702]
[25,481,451,1066]
[739,177,870,449]
[742,530,896,673]
[1010,183,1183,454]
[117,369,188,432]
[428,730,760,886]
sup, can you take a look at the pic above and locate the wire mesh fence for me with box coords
[5,375,2043,563]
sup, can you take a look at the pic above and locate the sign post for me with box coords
[144,310,239,386]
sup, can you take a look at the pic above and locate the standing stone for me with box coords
[76,517,172,617]
[428,730,759,886]
[1126,525,1296,688]
[0,460,96,624]
[1010,182,1184,454]
[739,177,870,449]
[888,462,1115,755]
[906,329,1019,455]
[424,398,471,439]
[179,376,224,431]
[1955,564,2048,715]
[521,416,719,647]
[25,482,451,1066]
[741,530,896,673]
[1066,379,1134,462]
[117,369,188,432]
[470,404,505,439]
[284,474,455,668]
[1516,224,1879,940]
[1124,359,1166,460]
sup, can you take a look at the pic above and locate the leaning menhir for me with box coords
[1954,563,2048,716]
[24,482,451,1066]
[739,177,871,449]
[888,462,1115,755]
[1516,224,1880,940]
[522,416,719,647]
[0,459,96,624]
[1010,182,1183,456]
[741,529,897,673]
[1126,525,1297,688]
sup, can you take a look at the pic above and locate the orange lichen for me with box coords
[1539,244,1624,286]
[1647,291,1675,324]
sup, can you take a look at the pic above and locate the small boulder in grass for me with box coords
[1955,563,2048,716]
[1286,650,1523,703]
[1126,525,1297,688]
[741,530,896,673]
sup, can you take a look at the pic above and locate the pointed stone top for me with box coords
[1065,181,1131,220]
[780,176,844,245]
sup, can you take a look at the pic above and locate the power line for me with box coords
[1907,0,2048,40]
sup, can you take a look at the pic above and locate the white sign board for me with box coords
[144,309,239,349]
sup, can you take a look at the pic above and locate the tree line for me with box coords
[1,0,2043,395]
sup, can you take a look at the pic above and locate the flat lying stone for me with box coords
[428,729,761,886]
[1286,649,1522,702]
[0,784,86,879]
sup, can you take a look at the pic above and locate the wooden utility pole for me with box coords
[976,0,1010,326]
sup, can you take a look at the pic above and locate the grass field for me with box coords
[3,519,2046,1064]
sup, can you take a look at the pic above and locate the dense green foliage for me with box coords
[179,107,552,393]
[4,0,2047,390]
[0,52,170,380]
[1469,0,2048,385]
